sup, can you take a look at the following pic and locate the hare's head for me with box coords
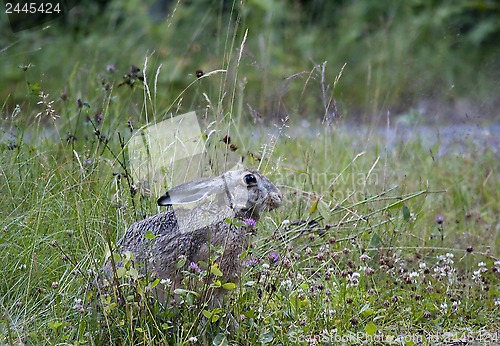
[221,169,282,214]
[157,169,282,221]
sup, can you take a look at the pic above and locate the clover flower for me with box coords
[244,218,257,227]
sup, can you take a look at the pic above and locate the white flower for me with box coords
[73,298,85,313]
[478,262,486,267]
[360,254,371,263]
[440,302,448,310]
[419,262,427,269]
[160,278,172,286]
[280,279,293,291]
[347,272,360,287]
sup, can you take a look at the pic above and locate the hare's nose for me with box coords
[268,190,282,209]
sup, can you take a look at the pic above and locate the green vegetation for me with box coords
[1,0,499,344]
[1,0,499,124]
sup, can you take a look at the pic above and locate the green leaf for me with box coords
[173,288,199,297]
[176,256,187,269]
[260,329,274,344]
[150,278,160,288]
[212,332,228,346]
[369,232,382,249]
[203,308,223,323]
[48,320,64,330]
[116,267,126,278]
[28,81,40,92]
[111,252,121,263]
[361,309,374,317]
[202,309,212,319]
[222,282,236,290]
[144,229,156,239]
[128,267,139,280]
[364,321,377,335]
[243,309,256,319]
[388,201,403,210]
[211,263,223,277]
[402,204,411,221]
[309,198,319,215]
[123,251,134,263]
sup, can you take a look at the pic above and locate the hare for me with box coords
[106,168,282,302]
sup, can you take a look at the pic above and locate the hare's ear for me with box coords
[157,178,226,206]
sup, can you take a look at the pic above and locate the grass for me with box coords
[1,0,499,344]
[1,86,499,344]
[1,1,499,124]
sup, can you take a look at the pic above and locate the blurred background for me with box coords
[1,0,499,128]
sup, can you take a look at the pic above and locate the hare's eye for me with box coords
[244,174,257,185]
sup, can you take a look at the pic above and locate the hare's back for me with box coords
[117,210,180,251]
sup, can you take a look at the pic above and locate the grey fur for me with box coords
[106,169,282,299]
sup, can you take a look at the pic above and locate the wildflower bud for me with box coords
[435,215,444,224]
[268,252,280,264]
[364,267,375,276]
[282,257,292,269]
[316,252,325,261]
[189,261,201,273]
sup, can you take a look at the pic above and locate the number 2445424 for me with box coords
[6,2,61,14]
